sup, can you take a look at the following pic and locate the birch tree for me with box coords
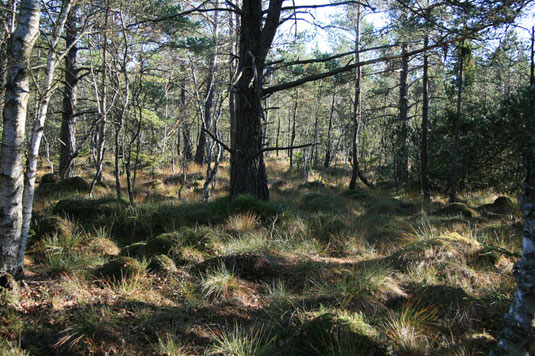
[0,0,40,276]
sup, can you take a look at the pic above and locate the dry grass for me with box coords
[7,158,520,355]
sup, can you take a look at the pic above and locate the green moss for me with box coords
[148,254,178,273]
[286,313,387,356]
[121,242,147,257]
[439,203,479,219]
[300,192,346,213]
[144,235,174,255]
[96,257,145,281]
[33,216,71,242]
[229,195,279,220]
[368,198,414,215]
[53,197,128,224]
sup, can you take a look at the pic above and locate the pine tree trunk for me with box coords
[0,0,40,276]
[449,46,464,203]
[349,5,370,190]
[289,88,299,168]
[421,35,430,205]
[395,43,409,185]
[229,0,282,200]
[323,87,336,170]
[59,6,78,179]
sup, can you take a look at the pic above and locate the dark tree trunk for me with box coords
[449,45,464,203]
[59,7,78,179]
[312,85,322,166]
[194,7,219,164]
[349,5,371,190]
[179,77,193,162]
[229,0,282,200]
[289,88,299,168]
[394,43,409,185]
[421,35,430,205]
[323,87,336,170]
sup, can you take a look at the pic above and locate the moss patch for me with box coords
[96,257,145,281]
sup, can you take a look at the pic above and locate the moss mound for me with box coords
[195,253,278,281]
[287,313,387,356]
[309,216,347,245]
[121,234,173,258]
[301,192,346,213]
[40,173,59,185]
[33,216,71,242]
[53,197,128,224]
[96,257,145,281]
[86,238,120,256]
[121,242,147,257]
[148,254,178,273]
[369,198,414,215]
[439,202,479,219]
[229,195,279,220]
[478,196,517,216]
[144,235,174,255]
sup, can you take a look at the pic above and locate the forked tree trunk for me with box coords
[491,27,535,356]
[0,0,40,276]
[229,0,282,200]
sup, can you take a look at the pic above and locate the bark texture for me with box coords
[229,0,282,200]
[421,35,430,204]
[59,7,79,179]
[0,0,40,275]
[491,27,535,356]
[394,43,409,185]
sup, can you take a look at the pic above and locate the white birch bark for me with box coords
[17,0,73,271]
[491,27,535,356]
[0,0,40,276]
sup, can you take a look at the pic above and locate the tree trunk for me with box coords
[421,35,430,205]
[449,45,464,203]
[194,6,219,165]
[91,5,110,191]
[394,42,409,185]
[490,28,535,356]
[289,88,299,168]
[229,0,282,200]
[19,0,72,272]
[312,85,322,166]
[349,5,371,190]
[323,87,336,170]
[59,6,79,179]
[0,0,40,276]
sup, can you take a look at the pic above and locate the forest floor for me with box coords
[0,157,525,355]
